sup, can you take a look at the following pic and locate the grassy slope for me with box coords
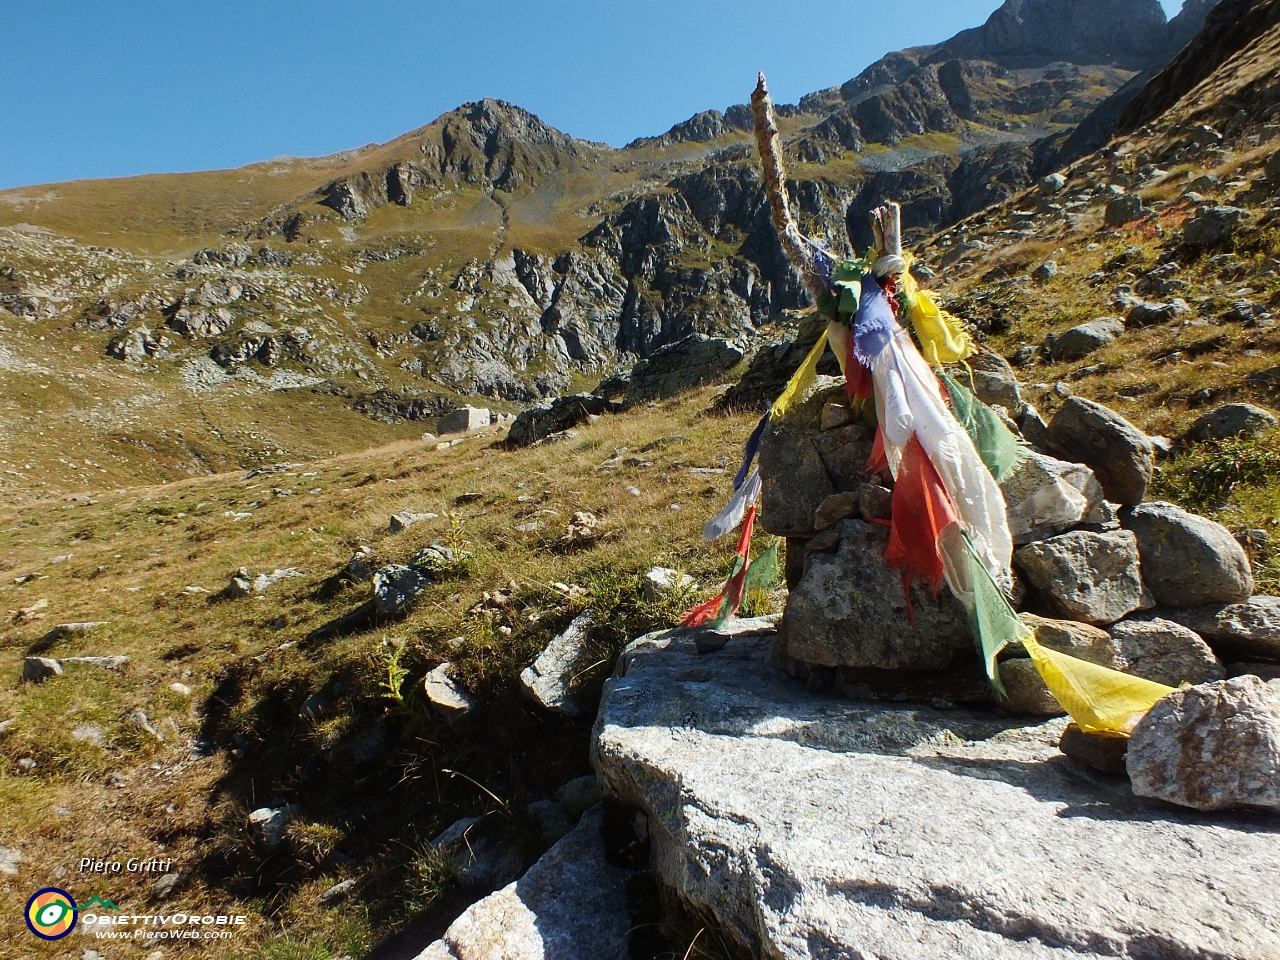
[0,388,771,960]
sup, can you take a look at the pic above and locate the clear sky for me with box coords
[1,0,1185,190]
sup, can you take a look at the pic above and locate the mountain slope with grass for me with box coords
[0,1,1225,512]
[4,0,1279,958]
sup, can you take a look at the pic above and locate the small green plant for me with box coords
[374,638,410,704]
[401,840,457,913]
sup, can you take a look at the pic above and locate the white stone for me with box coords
[438,406,490,434]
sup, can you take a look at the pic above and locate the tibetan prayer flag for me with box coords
[770,331,828,420]
[703,468,762,541]
[939,372,1026,483]
[884,434,959,599]
[901,272,974,366]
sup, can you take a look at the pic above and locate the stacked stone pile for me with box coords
[763,372,1277,746]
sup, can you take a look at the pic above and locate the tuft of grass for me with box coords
[1150,437,1280,511]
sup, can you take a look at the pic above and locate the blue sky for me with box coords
[1,0,1184,190]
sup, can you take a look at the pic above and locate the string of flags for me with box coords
[680,73,1175,737]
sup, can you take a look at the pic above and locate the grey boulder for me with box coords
[999,450,1104,544]
[777,520,972,670]
[507,394,616,448]
[1190,402,1277,442]
[594,624,1280,960]
[1014,529,1150,625]
[1122,501,1253,606]
[1049,318,1123,362]
[1104,193,1144,226]
[623,334,744,405]
[1128,676,1280,811]
[423,663,479,729]
[1108,617,1225,687]
[1046,396,1154,505]
[1183,205,1251,247]
[1125,299,1191,327]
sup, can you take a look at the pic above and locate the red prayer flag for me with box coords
[883,433,959,602]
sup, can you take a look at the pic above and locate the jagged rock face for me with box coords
[593,623,1280,960]
[946,0,1173,69]
[438,98,590,191]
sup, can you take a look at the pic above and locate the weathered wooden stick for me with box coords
[751,73,828,304]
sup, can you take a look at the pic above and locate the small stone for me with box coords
[643,567,695,600]
[1155,595,1280,661]
[130,709,163,740]
[1189,403,1277,442]
[151,872,184,900]
[1006,613,1116,665]
[372,564,431,617]
[857,483,893,521]
[1040,173,1066,195]
[813,491,861,531]
[169,682,192,696]
[389,511,437,533]
[17,757,37,772]
[520,613,594,716]
[554,774,601,819]
[0,844,21,876]
[527,798,573,845]
[1032,260,1058,281]
[997,658,1065,715]
[1050,318,1123,362]
[319,878,356,904]
[1059,723,1128,775]
[72,724,107,747]
[423,663,479,729]
[820,402,853,430]
[1128,676,1280,811]
[22,657,63,682]
[1126,299,1191,328]
[1104,193,1144,227]
[563,511,601,546]
[248,806,296,849]
[999,451,1104,544]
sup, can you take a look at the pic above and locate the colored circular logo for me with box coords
[26,888,78,940]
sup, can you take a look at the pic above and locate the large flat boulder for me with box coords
[1122,501,1254,606]
[507,394,617,447]
[777,520,972,669]
[1046,396,1154,506]
[413,806,632,960]
[593,624,1280,960]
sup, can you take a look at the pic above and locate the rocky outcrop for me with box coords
[593,622,1280,960]
[622,334,744,405]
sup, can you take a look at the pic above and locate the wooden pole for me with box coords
[750,73,828,305]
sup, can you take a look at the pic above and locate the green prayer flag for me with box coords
[940,372,1025,483]
[964,532,1024,696]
